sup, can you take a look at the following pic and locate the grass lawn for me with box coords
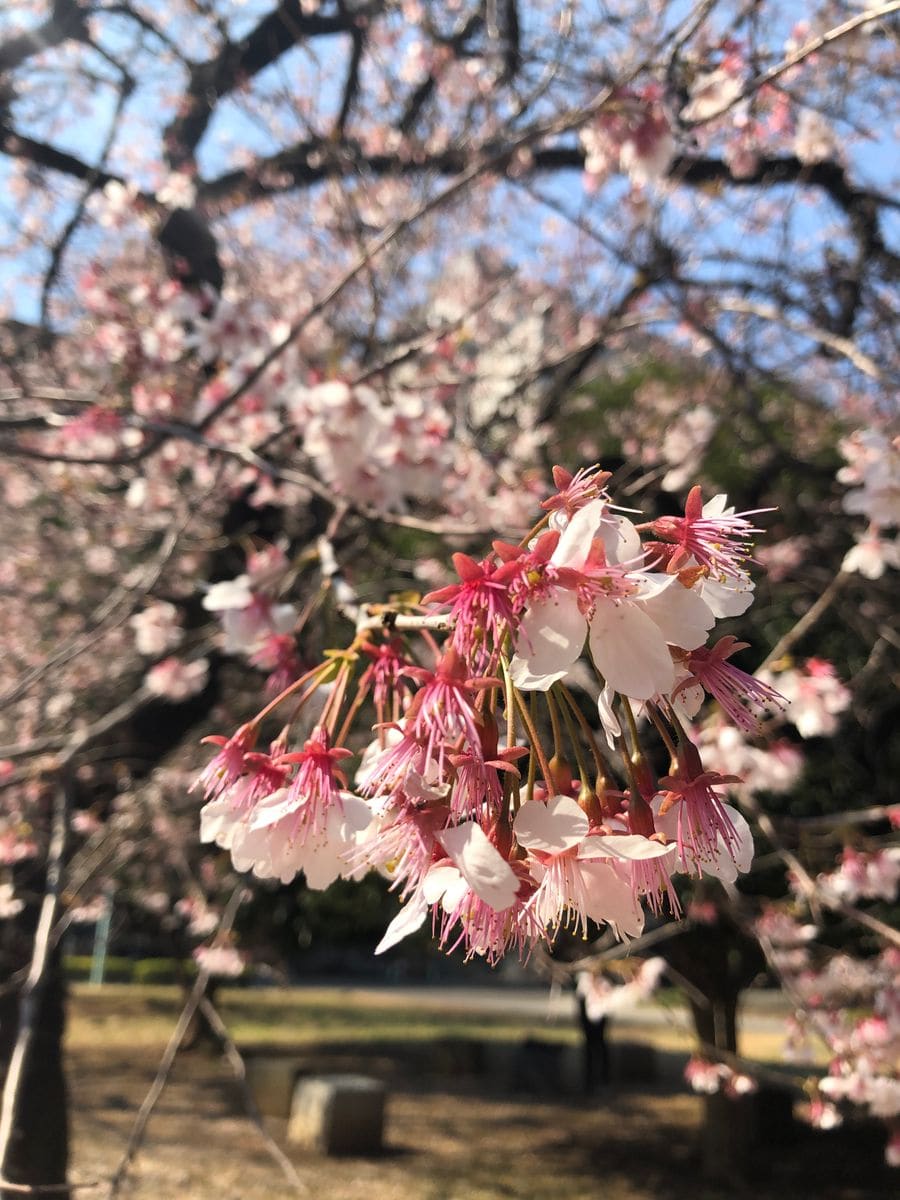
[69,982,583,1049]
[66,981,792,1059]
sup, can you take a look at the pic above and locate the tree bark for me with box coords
[0,947,70,1200]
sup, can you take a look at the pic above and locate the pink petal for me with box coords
[580,861,645,938]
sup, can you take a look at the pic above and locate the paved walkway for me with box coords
[289,982,792,1034]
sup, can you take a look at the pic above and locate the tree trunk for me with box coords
[688,993,754,1180]
[0,954,70,1200]
[662,909,766,1183]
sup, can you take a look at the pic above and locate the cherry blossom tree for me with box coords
[0,0,898,1193]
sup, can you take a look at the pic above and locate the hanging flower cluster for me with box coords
[196,465,779,964]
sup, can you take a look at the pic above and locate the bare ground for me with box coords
[68,1039,896,1200]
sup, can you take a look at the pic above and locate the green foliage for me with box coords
[63,955,134,983]
[62,956,198,985]
[131,958,196,986]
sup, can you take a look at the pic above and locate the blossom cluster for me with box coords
[837,429,900,579]
[818,847,900,906]
[759,877,900,1164]
[34,247,562,532]
[684,1055,757,1098]
[581,86,675,191]
[195,465,779,965]
[578,33,852,200]
[287,380,454,513]
[576,958,667,1021]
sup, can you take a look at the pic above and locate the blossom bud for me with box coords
[548,754,573,796]
[492,814,514,859]
[627,790,657,838]
[676,737,704,779]
[479,713,500,761]
[630,753,658,802]
[577,783,605,826]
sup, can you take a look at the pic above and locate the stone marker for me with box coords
[244,1055,302,1118]
[288,1074,387,1155]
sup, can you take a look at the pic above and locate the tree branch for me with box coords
[163,2,360,167]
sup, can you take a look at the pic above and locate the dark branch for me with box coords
[0,126,118,190]
[399,12,483,135]
[334,23,365,139]
[0,0,89,75]
[500,0,522,82]
[163,3,361,168]
[157,207,224,293]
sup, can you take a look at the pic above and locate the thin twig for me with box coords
[105,887,244,1200]
[0,1181,98,1194]
[0,522,185,714]
[682,2,900,127]
[758,572,849,670]
[197,997,307,1194]
[785,803,899,831]
[742,797,900,949]
[717,299,883,380]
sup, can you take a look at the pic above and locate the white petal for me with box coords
[579,861,645,938]
[589,600,675,700]
[438,822,518,910]
[638,580,715,650]
[698,574,754,618]
[702,805,754,883]
[553,499,606,568]
[439,873,470,914]
[229,822,275,875]
[514,795,589,853]
[579,834,677,862]
[508,656,569,691]
[422,864,460,905]
[202,576,253,611]
[702,494,730,517]
[248,788,297,830]
[597,684,621,750]
[670,668,704,720]
[374,891,429,954]
[302,842,346,890]
[599,515,642,565]
[334,793,376,838]
[200,797,239,847]
[510,593,586,690]
[631,571,675,600]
